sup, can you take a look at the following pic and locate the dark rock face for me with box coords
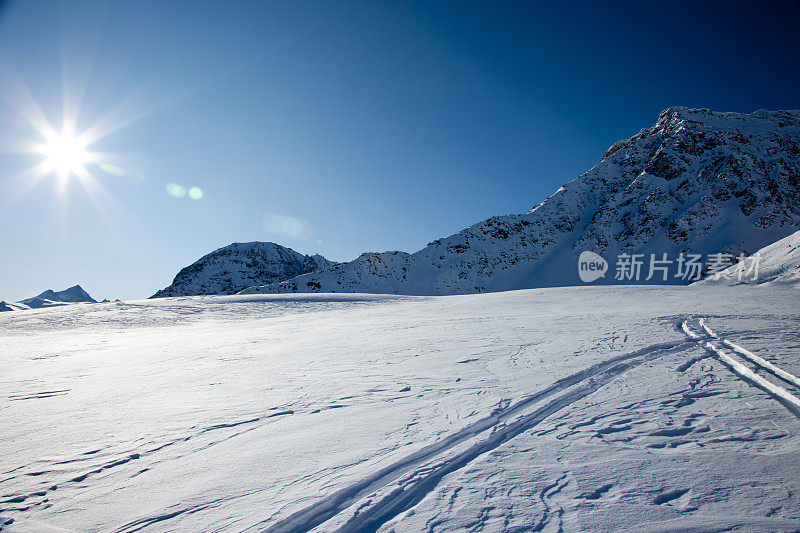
[151,242,334,297]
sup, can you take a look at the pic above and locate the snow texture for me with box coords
[1,285,799,532]
[696,228,800,286]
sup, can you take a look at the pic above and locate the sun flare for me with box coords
[41,131,89,178]
[1,73,137,212]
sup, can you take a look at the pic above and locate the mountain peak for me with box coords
[657,105,694,120]
[152,241,335,298]
[55,285,96,303]
[14,284,97,310]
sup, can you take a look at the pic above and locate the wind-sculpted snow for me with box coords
[1,286,799,531]
[152,242,334,298]
[241,108,800,296]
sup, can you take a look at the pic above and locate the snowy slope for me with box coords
[151,242,334,298]
[1,286,799,531]
[696,228,800,286]
[241,108,800,296]
[9,285,97,311]
[0,301,29,312]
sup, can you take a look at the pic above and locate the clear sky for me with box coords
[1,1,799,301]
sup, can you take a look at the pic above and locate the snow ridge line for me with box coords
[259,339,692,533]
[682,320,800,419]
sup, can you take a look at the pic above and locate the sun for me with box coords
[3,70,160,213]
[41,130,90,178]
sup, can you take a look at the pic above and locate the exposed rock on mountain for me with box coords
[152,242,334,298]
[0,301,24,312]
[240,107,800,295]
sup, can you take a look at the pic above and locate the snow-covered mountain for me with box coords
[696,228,800,287]
[1,285,98,311]
[0,301,28,312]
[151,242,335,298]
[241,107,800,296]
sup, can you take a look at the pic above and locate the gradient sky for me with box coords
[1,1,799,301]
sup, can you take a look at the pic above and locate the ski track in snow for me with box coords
[682,318,800,419]
[274,319,800,532]
[721,339,800,390]
[259,339,693,533]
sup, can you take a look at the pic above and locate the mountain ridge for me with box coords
[239,107,800,295]
[0,284,98,312]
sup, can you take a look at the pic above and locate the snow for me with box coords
[688,318,800,417]
[1,285,799,531]
[696,228,800,287]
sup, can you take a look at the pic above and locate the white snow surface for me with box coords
[696,228,800,287]
[1,285,799,532]
[241,108,800,296]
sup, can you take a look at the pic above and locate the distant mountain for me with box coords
[1,285,98,312]
[240,107,800,295]
[151,242,335,298]
[0,301,27,312]
[696,228,800,287]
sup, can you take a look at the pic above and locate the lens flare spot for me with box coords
[263,213,283,234]
[282,217,303,237]
[100,163,126,177]
[188,186,203,200]
[262,212,314,241]
[166,183,187,198]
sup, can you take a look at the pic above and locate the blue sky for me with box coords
[1,1,799,301]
